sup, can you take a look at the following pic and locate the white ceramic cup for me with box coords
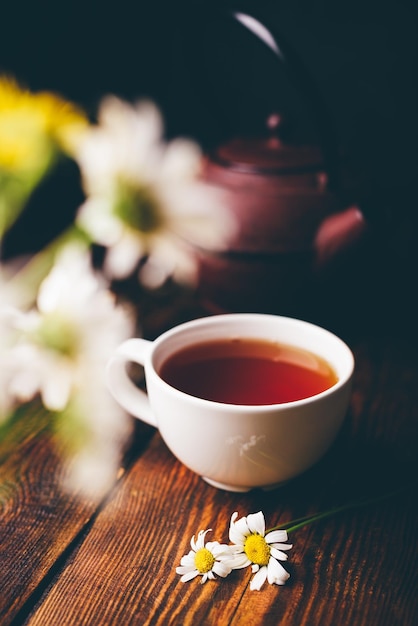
[106,313,354,492]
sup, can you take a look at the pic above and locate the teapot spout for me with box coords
[314,205,367,267]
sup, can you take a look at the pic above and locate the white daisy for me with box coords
[75,96,233,286]
[176,529,234,584]
[13,244,134,411]
[229,511,292,591]
[1,244,135,499]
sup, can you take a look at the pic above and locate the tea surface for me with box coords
[159,338,338,405]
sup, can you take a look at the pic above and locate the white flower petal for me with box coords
[0,306,26,328]
[144,235,198,287]
[176,564,194,574]
[194,529,211,551]
[158,138,202,180]
[270,542,293,552]
[212,561,232,578]
[104,236,142,279]
[229,511,250,544]
[41,361,72,411]
[211,543,235,559]
[138,260,170,290]
[270,547,289,561]
[246,511,266,536]
[77,198,122,245]
[228,553,252,570]
[179,552,196,567]
[180,570,200,583]
[267,557,290,585]
[205,541,223,554]
[250,566,268,591]
[9,369,39,402]
[265,529,289,544]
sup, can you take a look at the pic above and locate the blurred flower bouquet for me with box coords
[0,76,230,500]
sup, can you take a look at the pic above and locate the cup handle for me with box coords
[106,338,158,428]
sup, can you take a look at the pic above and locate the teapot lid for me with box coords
[211,115,325,175]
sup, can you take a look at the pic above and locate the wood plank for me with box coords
[0,404,153,626]
[22,338,418,626]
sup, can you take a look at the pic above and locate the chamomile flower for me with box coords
[176,529,234,584]
[12,244,134,413]
[1,244,135,499]
[229,511,292,591]
[75,96,233,287]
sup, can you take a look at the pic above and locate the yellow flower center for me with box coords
[244,534,270,566]
[194,547,215,574]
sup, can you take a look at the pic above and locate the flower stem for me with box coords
[267,485,411,534]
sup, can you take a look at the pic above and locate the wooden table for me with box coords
[1,283,417,626]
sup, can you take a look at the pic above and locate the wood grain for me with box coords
[0,405,95,623]
[0,405,153,626]
[1,335,417,625]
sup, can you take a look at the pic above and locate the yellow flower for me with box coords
[33,91,88,155]
[0,76,87,174]
[0,75,88,237]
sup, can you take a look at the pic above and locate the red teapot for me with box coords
[187,11,367,315]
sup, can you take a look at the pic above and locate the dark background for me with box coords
[1,0,416,333]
